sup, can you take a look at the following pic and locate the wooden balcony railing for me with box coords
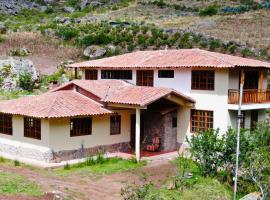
[228,89,270,104]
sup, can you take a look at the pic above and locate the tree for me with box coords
[18,72,34,91]
[248,147,270,199]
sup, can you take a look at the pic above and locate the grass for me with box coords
[0,172,43,196]
[0,89,35,100]
[56,157,146,176]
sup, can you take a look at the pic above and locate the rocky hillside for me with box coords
[0,0,269,76]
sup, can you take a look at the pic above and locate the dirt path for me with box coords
[0,160,177,200]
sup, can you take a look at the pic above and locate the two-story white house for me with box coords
[0,49,269,163]
[69,49,270,138]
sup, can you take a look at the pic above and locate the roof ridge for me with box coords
[198,49,234,67]
[46,92,60,117]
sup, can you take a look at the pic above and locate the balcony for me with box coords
[228,89,270,104]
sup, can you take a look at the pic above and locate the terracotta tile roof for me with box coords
[53,80,195,106]
[68,49,270,69]
[0,90,112,118]
[0,80,195,118]
[104,86,195,106]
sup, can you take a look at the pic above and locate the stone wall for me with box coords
[0,137,53,162]
[0,137,130,163]
[52,142,130,162]
[143,110,177,152]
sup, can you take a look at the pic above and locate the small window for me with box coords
[190,109,213,132]
[191,70,215,90]
[101,70,132,80]
[24,117,41,140]
[110,115,121,135]
[70,118,92,137]
[0,113,12,135]
[85,70,98,80]
[158,70,174,78]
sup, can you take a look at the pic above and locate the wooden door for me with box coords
[130,114,136,148]
[136,70,154,86]
[243,71,259,89]
[130,114,144,149]
[250,110,258,130]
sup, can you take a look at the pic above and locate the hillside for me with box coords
[0,0,270,75]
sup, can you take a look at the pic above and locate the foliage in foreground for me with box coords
[0,172,43,196]
[121,157,231,200]
[188,122,270,199]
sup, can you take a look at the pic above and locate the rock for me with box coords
[83,45,107,58]
[0,22,7,34]
[240,192,260,200]
[0,57,39,90]
[55,17,70,24]
[90,1,103,7]
[63,6,75,13]
[58,74,69,84]
[48,190,65,200]
[10,47,30,57]
[106,44,116,53]
[80,0,89,10]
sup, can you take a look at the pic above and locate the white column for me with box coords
[135,108,141,162]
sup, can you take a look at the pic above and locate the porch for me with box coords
[228,89,270,104]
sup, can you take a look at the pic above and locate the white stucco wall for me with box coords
[49,111,132,151]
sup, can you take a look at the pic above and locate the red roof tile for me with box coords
[0,90,112,118]
[68,49,270,69]
[53,80,195,106]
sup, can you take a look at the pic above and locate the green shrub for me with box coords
[199,5,218,16]
[228,44,237,54]
[241,48,252,57]
[188,129,225,176]
[96,153,106,164]
[14,160,20,166]
[85,156,95,166]
[0,156,6,163]
[55,27,79,41]
[63,163,70,170]
[209,39,221,50]
[18,72,34,91]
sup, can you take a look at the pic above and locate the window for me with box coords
[190,109,213,132]
[101,70,132,80]
[158,70,174,78]
[136,70,154,86]
[250,110,258,130]
[0,113,12,135]
[191,70,215,90]
[24,117,41,140]
[110,115,121,135]
[70,118,92,137]
[85,70,98,80]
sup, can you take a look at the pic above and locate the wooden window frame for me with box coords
[0,113,12,135]
[101,70,132,80]
[85,70,98,80]
[70,117,92,137]
[136,70,154,86]
[191,70,215,90]
[24,117,41,140]
[110,115,121,135]
[190,109,213,133]
[158,70,174,78]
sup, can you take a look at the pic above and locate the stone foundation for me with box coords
[52,142,131,162]
[0,137,131,163]
[0,138,53,162]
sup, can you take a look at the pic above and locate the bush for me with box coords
[64,163,70,170]
[55,27,79,41]
[14,160,20,166]
[188,129,225,176]
[241,48,252,57]
[18,72,34,91]
[199,5,218,16]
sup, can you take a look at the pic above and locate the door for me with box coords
[130,114,144,149]
[136,70,154,86]
[250,110,258,130]
[243,71,259,89]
